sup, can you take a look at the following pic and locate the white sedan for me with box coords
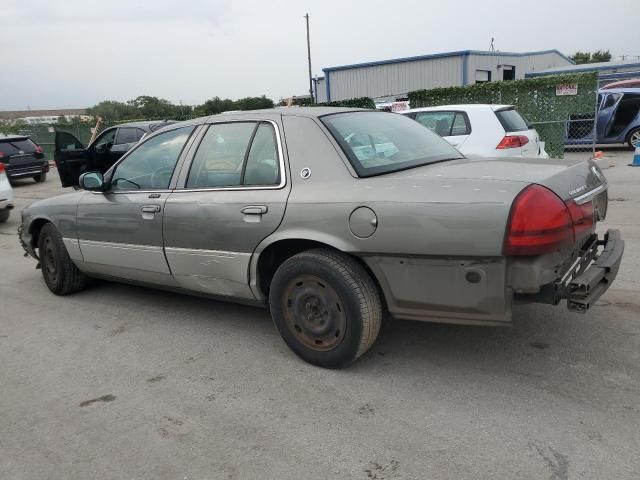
[0,162,14,223]
[401,104,548,158]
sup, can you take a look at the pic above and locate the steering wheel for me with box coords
[150,167,174,189]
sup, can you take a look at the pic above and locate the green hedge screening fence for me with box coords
[315,97,376,109]
[408,73,599,158]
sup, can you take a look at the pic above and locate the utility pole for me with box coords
[305,13,314,103]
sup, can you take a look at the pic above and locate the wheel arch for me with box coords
[28,216,54,252]
[250,233,385,305]
[625,126,640,147]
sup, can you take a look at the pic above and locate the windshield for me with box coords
[321,111,463,177]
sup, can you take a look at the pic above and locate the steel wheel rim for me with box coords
[42,236,58,283]
[631,131,640,147]
[282,274,346,352]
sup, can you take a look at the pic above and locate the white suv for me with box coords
[0,162,14,223]
[402,104,548,158]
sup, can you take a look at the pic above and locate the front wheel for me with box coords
[627,128,640,150]
[269,249,382,368]
[0,209,9,223]
[38,223,88,295]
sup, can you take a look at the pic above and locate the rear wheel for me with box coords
[0,209,9,223]
[269,249,382,368]
[33,172,47,183]
[38,223,87,295]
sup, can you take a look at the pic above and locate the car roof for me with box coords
[0,134,30,141]
[111,120,176,131]
[213,106,367,118]
[150,107,371,132]
[599,87,640,94]
[403,104,514,113]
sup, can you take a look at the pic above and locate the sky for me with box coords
[1,0,639,110]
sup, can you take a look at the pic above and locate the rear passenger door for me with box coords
[163,117,290,299]
[413,111,471,149]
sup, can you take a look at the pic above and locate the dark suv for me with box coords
[0,134,49,183]
[55,120,175,188]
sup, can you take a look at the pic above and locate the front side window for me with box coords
[110,126,194,191]
[94,129,116,151]
[186,122,280,188]
[322,111,463,177]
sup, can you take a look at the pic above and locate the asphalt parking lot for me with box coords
[1,151,639,480]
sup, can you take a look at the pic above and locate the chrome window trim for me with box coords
[175,119,287,192]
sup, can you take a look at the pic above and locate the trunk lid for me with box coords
[389,156,606,203]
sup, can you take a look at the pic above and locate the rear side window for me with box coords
[495,108,529,132]
[115,127,138,145]
[413,111,470,136]
[187,122,280,188]
[0,138,37,155]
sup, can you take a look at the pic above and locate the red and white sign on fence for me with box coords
[556,83,578,96]
[391,101,409,112]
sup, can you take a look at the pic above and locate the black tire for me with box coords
[0,209,9,223]
[627,128,640,150]
[269,249,382,368]
[37,223,87,295]
[33,172,47,183]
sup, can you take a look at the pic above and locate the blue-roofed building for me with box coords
[316,49,573,103]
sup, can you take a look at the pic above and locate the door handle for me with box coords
[141,205,161,213]
[241,205,268,215]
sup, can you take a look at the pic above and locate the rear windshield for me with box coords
[0,138,37,155]
[495,108,529,132]
[321,111,463,177]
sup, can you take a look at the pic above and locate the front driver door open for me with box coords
[54,131,88,188]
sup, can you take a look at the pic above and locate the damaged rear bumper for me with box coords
[517,229,624,312]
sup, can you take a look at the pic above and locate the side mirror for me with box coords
[79,171,105,191]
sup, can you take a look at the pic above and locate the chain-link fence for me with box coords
[15,122,112,161]
[14,116,201,161]
[408,73,599,158]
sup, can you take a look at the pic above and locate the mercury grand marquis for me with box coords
[19,108,624,368]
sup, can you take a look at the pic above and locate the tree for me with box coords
[86,100,138,122]
[127,96,186,119]
[570,50,612,64]
[591,50,612,63]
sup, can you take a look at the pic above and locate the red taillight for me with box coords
[0,162,5,173]
[496,135,530,149]
[567,200,594,239]
[504,185,574,256]
[35,146,43,154]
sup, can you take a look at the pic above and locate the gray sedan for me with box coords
[19,108,624,368]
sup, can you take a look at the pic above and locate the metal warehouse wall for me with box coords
[326,56,463,102]
[467,52,572,83]
[316,78,327,103]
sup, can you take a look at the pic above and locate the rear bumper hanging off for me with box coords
[517,229,624,312]
[566,229,624,312]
